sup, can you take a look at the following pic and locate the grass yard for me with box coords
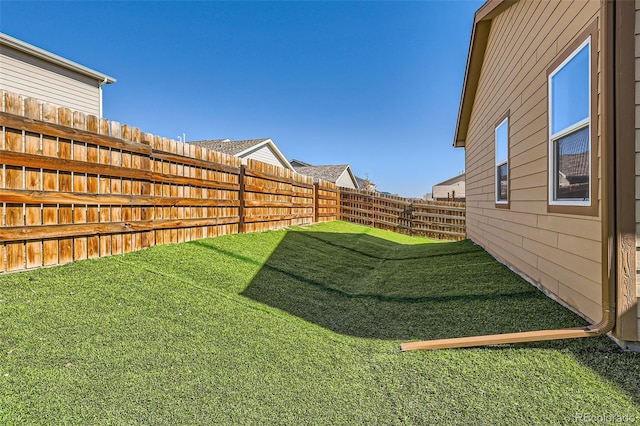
[1,221,639,425]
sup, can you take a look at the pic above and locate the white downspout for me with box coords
[99,77,107,118]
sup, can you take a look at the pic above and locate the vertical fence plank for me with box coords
[40,103,59,266]
[98,118,112,258]
[238,165,246,233]
[57,107,74,264]
[4,92,25,271]
[24,98,43,268]
[73,111,88,261]
[121,125,133,253]
[142,133,154,249]
[131,127,142,252]
[86,115,100,258]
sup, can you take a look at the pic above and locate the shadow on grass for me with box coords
[236,228,640,407]
[239,229,587,341]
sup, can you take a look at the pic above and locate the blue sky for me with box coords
[1,0,483,197]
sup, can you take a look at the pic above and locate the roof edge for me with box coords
[453,0,518,148]
[0,32,116,84]
[433,172,466,187]
[236,138,294,171]
[339,165,359,189]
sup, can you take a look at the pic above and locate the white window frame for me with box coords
[495,117,509,204]
[548,37,591,207]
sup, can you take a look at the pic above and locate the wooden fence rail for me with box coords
[0,91,338,273]
[339,187,466,241]
[1,90,461,273]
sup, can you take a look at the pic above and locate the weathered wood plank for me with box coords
[0,216,241,242]
[57,107,74,264]
[0,151,240,191]
[0,111,152,155]
[244,168,315,188]
[151,150,241,174]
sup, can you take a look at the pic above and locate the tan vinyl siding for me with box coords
[0,45,101,116]
[465,0,602,322]
[635,0,640,340]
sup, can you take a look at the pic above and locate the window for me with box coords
[548,37,591,207]
[495,116,509,205]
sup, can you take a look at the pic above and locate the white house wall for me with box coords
[0,44,101,116]
[241,144,288,169]
[336,170,356,189]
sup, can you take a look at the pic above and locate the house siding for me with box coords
[465,0,603,322]
[0,44,101,116]
[635,0,640,341]
[433,180,465,200]
[335,170,356,189]
[241,144,287,169]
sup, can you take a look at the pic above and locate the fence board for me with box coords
[339,188,466,240]
[240,160,315,232]
[0,89,458,274]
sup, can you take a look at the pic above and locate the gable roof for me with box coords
[289,159,313,168]
[453,0,518,147]
[0,32,116,85]
[189,138,293,170]
[188,139,231,151]
[293,164,358,188]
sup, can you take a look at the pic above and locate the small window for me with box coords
[495,116,509,205]
[548,38,591,206]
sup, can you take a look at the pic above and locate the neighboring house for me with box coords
[432,173,465,201]
[355,175,377,192]
[291,159,367,190]
[0,33,115,117]
[452,0,639,350]
[289,159,312,169]
[189,138,294,170]
[292,164,359,189]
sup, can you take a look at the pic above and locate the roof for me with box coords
[189,138,294,170]
[453,0,517,147]
[293,164,358,188]
[0,32,116,84]
[433,173,465,187]
[189,139,261,155]
[289,159,313,167]
[355,176,372,187]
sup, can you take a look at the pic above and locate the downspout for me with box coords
[99,77,108,118]
[401,0,617,351]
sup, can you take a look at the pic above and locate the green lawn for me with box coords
[1,221,639,425]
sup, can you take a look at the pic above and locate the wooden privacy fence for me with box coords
[315,180,339,223]
[242,159,314,233]
[0,91,338,273]
[339,188,466,241]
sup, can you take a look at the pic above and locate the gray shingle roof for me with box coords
[293,164,350,183]
[356,176,375,187]
[188,138,269,155]
[289,159,313,168]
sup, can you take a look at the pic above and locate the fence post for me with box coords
[409,201,414,237]
[336,187,340,221]
[314,182,319,223]
[371,192,376,228]
[238,164,246,234]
